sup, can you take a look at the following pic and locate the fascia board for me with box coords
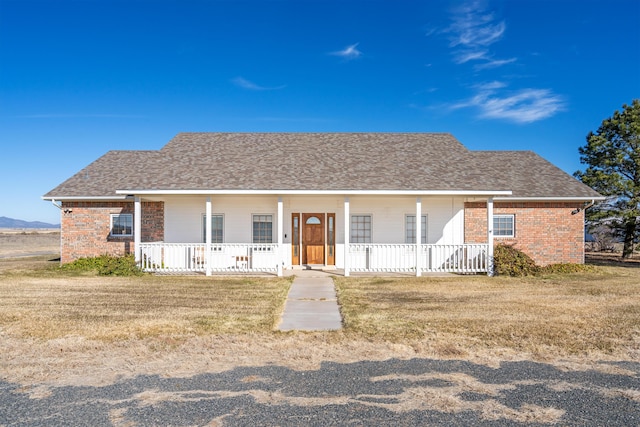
[41,195,131,201]
[493,196,606,202]
[115,189,513,197]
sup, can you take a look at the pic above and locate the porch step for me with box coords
[277,275,342,331]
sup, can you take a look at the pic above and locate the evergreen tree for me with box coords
[575,99,640,258]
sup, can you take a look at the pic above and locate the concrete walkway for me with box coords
[278,270,342,331]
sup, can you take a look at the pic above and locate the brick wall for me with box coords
[464,202,585,266]
[60,201,164,263]
[141,202,164,242]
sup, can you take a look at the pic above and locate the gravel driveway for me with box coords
[1,358,638,426]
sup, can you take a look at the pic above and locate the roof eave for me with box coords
[115,189,513,197]
[41,195,132,201]
[493,196,606,202]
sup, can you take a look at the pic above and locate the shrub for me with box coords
[60,254,144,276]
[493,245,596,277]
[493,244,540,277]
[540,263,596,274]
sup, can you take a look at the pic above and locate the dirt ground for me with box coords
[585,251,640,266]
[0,231,638,392]
[3,322,636,391]
[0,229,60,258]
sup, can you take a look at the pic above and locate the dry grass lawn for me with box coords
[0,268,292,341]
[0,237,638,387]
[334,269,639,359]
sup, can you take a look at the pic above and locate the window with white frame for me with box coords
[110,213,133,236]
[494,214,515,237]
[252,214,273,243]
[405,214,428,244]
[350,215,372,243]
[202,214,224,243]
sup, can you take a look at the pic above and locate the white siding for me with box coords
[426,197,465,244]
[347,196,465,245]
[161,194,466,268]
[164,197,204,243]
[164,195,276,243]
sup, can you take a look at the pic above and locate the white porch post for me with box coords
[134,197,141,263]
[416,197,422,277]
[277,197,283,277]
[344,197,350,277]
[205,197,212,276]
[487,197,494,276]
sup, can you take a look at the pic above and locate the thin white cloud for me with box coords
[453,49,489,64]
[448,1,505,47]
[445,1,514,69]
[428,2,565,122]
[330,43,362,60]
[474,57,517,70]
[451,82,566,123]
[479,89,565,123]
[231,76,286,91]
[451,16,505,47]
[424,27,438,37]
[451,49,517,69]
[475,80,507,91]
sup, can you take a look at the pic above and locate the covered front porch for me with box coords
[128,192,503,276]
[138,242,490,275]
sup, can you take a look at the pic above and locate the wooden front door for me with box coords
[303,213,324,264]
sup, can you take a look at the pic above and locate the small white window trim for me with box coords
[350,214,373,244]
[405,214,428,244]
[201,213,225,243]
[252,213,274,244]
[110,213,133,237]
[494,214,515,238]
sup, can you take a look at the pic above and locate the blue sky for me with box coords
[1,0,639,224]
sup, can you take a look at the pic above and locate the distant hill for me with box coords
[0,216,60,229]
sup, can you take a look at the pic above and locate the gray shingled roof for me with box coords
[471,151,601,199]
[43,133,601,199]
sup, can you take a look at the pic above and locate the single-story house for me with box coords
[43,133,602,276]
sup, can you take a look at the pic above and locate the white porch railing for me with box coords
[139,242,488,274]
[348,243,489,274]
[139,243,279,273]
